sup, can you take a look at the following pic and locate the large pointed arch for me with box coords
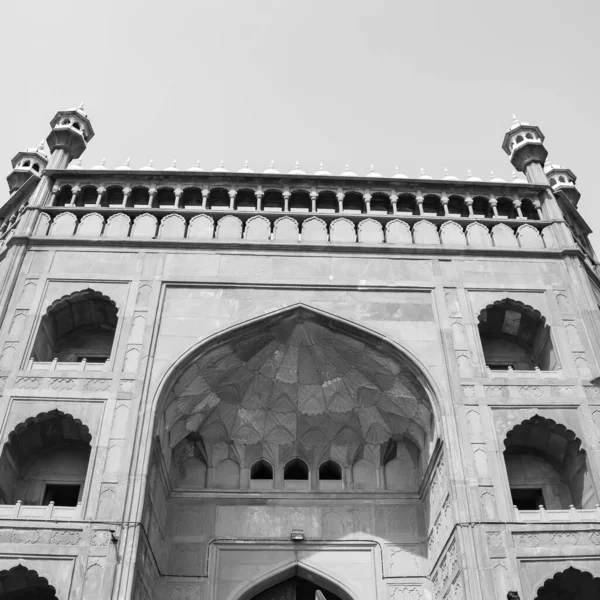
[153,304,442,455]
[228,560,359,600]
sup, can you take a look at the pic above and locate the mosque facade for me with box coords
[0,105,598,599]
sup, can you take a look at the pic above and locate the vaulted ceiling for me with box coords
[163,308,433,454]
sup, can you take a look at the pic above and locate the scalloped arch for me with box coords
[535,566,600,600]
[0,564,58,599]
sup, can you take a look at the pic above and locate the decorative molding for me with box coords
[51,530,81,545]
[50,378,75,391]
[84,379,111,392]
[14,377,41,390]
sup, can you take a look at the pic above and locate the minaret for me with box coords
[6,142,48,194]
[45,103,94,170]
[501,115,548,185]
[544,163,581,207]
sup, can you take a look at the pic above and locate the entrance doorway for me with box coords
[252,576,343,600]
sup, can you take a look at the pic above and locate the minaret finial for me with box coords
[149,158,153,167]
[77,159,83,167]
[244,160,249,168]
[78,101,85,110]
[420,166,426,176]
[196,160,201,168]
[444,167,450,176]
[125,157,130,167]
[490,170,496,178]
[38,140,45,152]
[512,170,518,181]
[467,168,473,178]
[172,159,177,168]
[101,157,106,166]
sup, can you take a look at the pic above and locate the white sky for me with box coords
[1,0,599,246]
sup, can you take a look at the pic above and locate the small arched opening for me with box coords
[79,186,97,207]
[317,191,337,213]
[208,188,230,210]
[0,410,91,506]
[129,187,150,207]
[396,193,416,215]
[284,458,309,489]
[342,191,364,214]
[263,190,284,212]
[370,192,390,214]
[535,567,600,600]
[54,185,72,206]
[422,194,442,216]
[289,191,311,213]
[0,565,58,600]
[477,298,556,371]
[156,187,176,208]
[31,289,118,363]
[447,195,466,217]
[236,189,257,211]
[106,186,124,207]
[383,438,421,491]
[504,415,597,510]
[520,197,539,220]
[181,187,203,209]
[472,196,490,218]
[250,459,274,489]
[496,197,515,219]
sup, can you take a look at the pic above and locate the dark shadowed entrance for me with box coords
[252,577,342,600]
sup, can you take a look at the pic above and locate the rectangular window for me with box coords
[43,484,81,507]
[510,487,545,510]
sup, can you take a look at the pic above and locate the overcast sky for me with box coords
[1,0,599,245]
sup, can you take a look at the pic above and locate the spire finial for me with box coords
[467,168,473,177]
[196,160,201,168]
[220,159,225,168]
[244,160,249,168]
[320,161,324,170]
[444,167,450,176]
[490,170,496,178]
[369,164,375,172]
[172,159,177,168]
[149,158,153,167]
[295,160,300,169]
[101,157,106,166]
[38,140,45,152]
[78,101,85,110]
[395,165,400,173]
[345,164,351,171]
[512,170,518,181]
[125,157,130,167]
[420,166,426,176]
[77,159,83,167]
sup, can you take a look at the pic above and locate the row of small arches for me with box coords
[52,184,541,219]
[36,211,556,248]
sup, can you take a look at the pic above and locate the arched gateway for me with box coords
[145,305,442,598]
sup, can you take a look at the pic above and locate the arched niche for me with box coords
[503,415,597,509]
[232,562,356,600]
[477,298,557,371]
[0,410,91,506]
[0,564,58,600]
[535,567,600,600]
[31,289,118,363]
[157,306,438,489]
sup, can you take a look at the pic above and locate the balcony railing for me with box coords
[0,500,82,520]
[514,505,600,522]
[32,207,558,250]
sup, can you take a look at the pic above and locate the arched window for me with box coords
[318,460,342,480]
[0,565,58,600]
[284,458,309,489]
[31,289,118,363]
[504,415,597,510]
[251,459,273,480]
[477,299,556,371]
[171,436,206,489]
[0,410,91,506]
[214,458,240,489]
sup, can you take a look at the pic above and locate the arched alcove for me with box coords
[535,567,600,600]
[503,415,597,509]
[251,576,343,600]
[0,410,91,505]
[0,565,58,600]
[31,289,118,363]
[477,298,556,371]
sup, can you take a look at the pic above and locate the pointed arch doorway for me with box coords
[252,576,342,600]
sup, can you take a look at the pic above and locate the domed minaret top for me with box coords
[501,114,548,185]
[46,102,95,167]
[6,141,49,193]
[545,161,580,207]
